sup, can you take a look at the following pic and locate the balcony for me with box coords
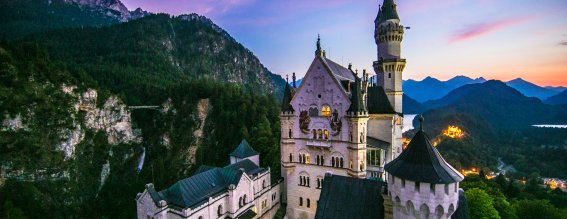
[306,140,332,149]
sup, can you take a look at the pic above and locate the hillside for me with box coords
[403,76,486,102]
[546,90,567,105]
[402,94,426,114]
[422,80,567,129]
[23,13,285,103]
[506,78,559,100]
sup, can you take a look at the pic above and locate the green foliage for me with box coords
[465,188,501,219]
[512,199,565,219]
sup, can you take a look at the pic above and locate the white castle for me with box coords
[136,0,468,218]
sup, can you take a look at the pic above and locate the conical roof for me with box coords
[384,116,464,184]
[379,0,400,22]
[347,74,367,114]
[229,139,259,158]
[281,82,294,112]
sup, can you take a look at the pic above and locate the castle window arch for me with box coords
[309,106,318,117]
[435,205,444,218]
[321,105,331,117]
[324,129,329,140]
[312,129,317,139]
[217,205,223,216]
[406,200,415,216]
[448,204,455,216]
[318,129,323,139]
[419,204,430,219]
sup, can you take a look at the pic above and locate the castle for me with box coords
[136,0,469,218]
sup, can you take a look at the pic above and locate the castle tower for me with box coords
[346,73,369,179]
[280,80,295,204]
[385,116,464,219]
[374,0,405,113]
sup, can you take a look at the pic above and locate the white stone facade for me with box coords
[388,175,459,219]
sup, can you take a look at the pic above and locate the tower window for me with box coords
[307,199,311,208]
[324,129,329,140]
[289,153,292,162]
[430,183,435,194]
[318,129,323,139]
[415,182,421,192]
[388,73,391,78]
[300,197,303,206]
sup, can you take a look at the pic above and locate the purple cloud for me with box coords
[449,16,535,44]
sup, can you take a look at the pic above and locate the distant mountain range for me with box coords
[403,76,487,102]
[421,80,567,130]
[403,76,566,102]
[546,90,567,105]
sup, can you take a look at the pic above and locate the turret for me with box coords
[230,139,260,166]
[346,71,369,178]
[373,0,405,113]
[385,116,464,219]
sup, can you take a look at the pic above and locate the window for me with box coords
[317,178,323,189]
[445,184,449,195]
[289,153,292,162]
[367,148,382,166]
[388,73,391,78]
[243,195,247,204]
[322,106,331,117]
[340,158,344,168]
[402,179,406,188]
[305,154,310,163]
[263,180,266,189]
[288,129,292,138]
[332,157,335,167]
[239,197,243,207]
[318,129,323,139]
[312,129,317,139]
[307,199,311,208]
[430,183,435,193]
[217,205,223,216]
[299,197,303,206]
[324,129,329,140]
[309,107,318,117]
[415,182,421,192]
[198,216,203,219]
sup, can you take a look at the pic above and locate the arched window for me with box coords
[324,129,329,140]
[312,129,317,139]
[239,197,243,207]
[300,197,303,206]
[307,199,311,208]
[289,153,292,162]
[305,154,310,164]
[318,129,323,139]
[388,73,391,78]
[309,107,318,117]
[445,184,449,195]
[288,129,292,138]
[321,106,331,117]
[263,180,266,188]
[217,205,223,216]
[430,183,435,193]
[340,158,344,168]
[415,182,421,192]
[198,216,203,219]
[332,157,335,167]
[243,194,247,204]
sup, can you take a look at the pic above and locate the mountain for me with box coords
[23,13,286,102]
[422,80,567,129]
[505,78,559,100]
[403,76,486,102]
[546,90,567,105]
[545,86,567,93]
[403,94,426,114]
[0,0,149,40]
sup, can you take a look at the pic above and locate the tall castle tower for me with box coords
[373,0,405,113]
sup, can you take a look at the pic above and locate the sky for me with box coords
[122,0,567,86]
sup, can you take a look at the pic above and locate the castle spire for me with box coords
[315,34,324,57]
[380,0,400,22]
[292,72,297,88]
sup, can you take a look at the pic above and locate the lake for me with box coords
[532,124,567,128]
[403,114,417,132]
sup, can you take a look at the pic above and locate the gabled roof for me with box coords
[321,57,355,82]
[149,159,266,209]
[367,86,395,114]
[229,139,259,158]
[315,174,385,219]
[384,116,464,184]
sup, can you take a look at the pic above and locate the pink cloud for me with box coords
[448,16,536,44]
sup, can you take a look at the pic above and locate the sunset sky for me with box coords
[122,0,567,86]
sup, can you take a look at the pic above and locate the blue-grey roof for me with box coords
[367,136,390,150]
[315,174,385,219]
[230,139,259,158]
[322,57,355,82]
[149,159,266,209]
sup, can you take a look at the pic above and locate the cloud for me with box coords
[560,41,567,46]
[448,16,536,44]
